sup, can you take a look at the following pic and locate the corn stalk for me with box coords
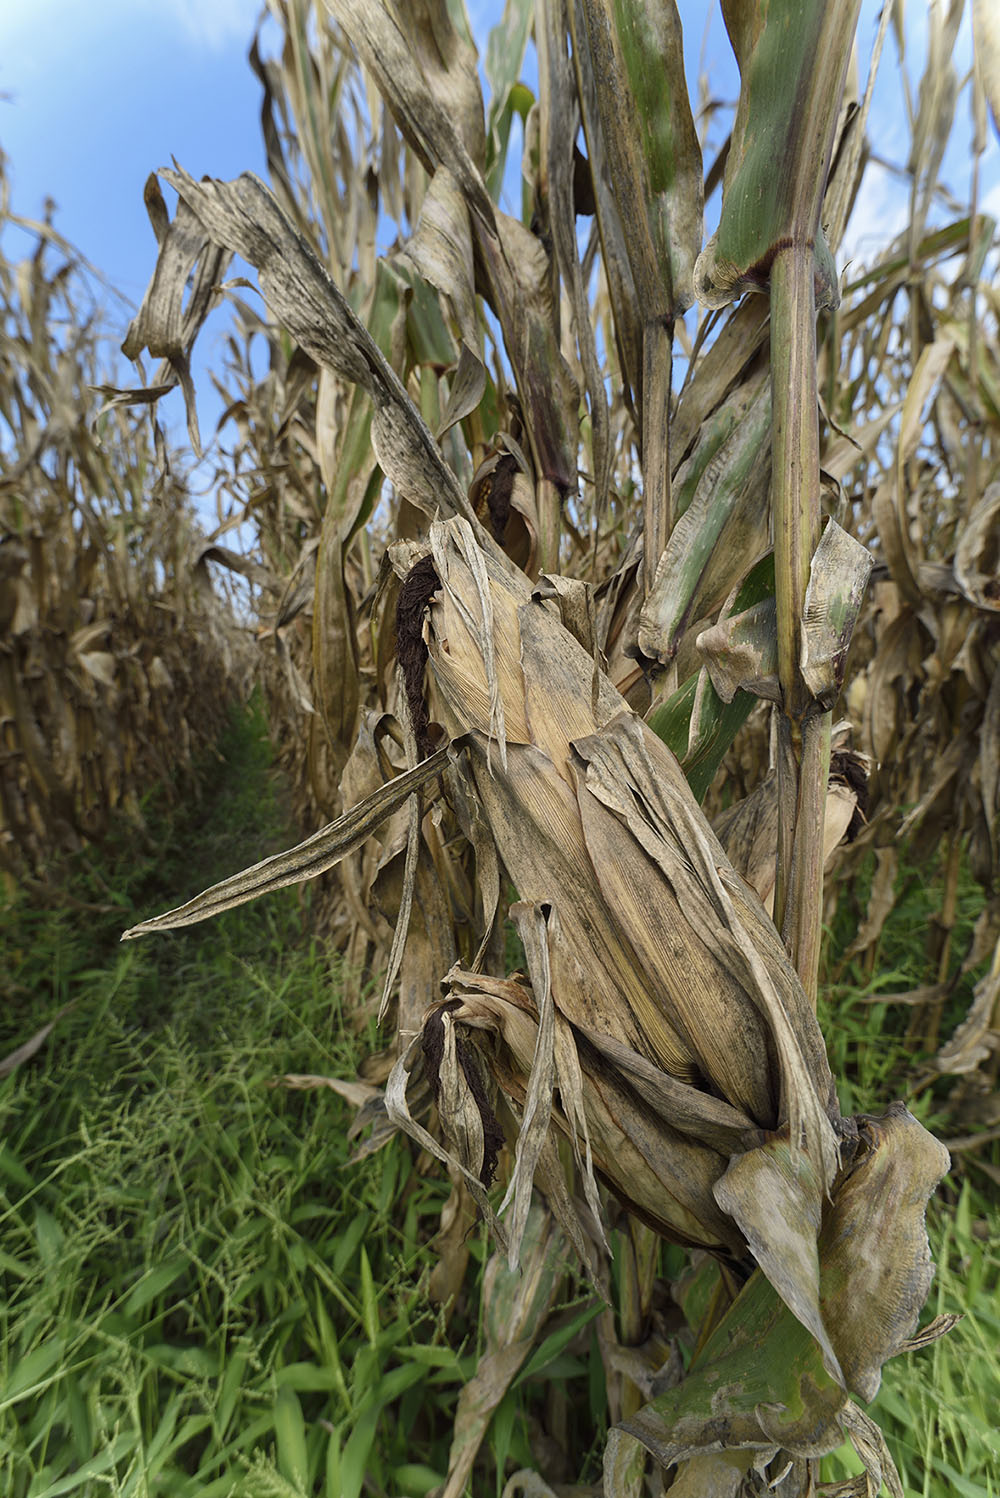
[115,1,999,1492]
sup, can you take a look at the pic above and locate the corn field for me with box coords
[0,151,245,888]
[11,0,1000,1493]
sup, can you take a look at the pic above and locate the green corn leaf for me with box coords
[609,1269,848,1478]
[695,0,862,310]
[512,1299,604,1387]
[576,0,702,320]
[647,553,776,801]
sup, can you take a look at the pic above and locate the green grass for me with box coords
[2,703,997,1496]
[0,698,468,1498]
[818,847,1000,1496]
[820,843,988,1124]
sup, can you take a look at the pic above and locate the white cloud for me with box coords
[838,162,911,274]
[156,0,262,51]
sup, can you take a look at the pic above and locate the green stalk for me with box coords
[771,248,821,722]
[536,476,563,574]
[692,0,864,997]
[784,711,832,1004]
[770,246,829,996]
[642,319,673,601]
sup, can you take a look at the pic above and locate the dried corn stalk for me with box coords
[0,154,242,883]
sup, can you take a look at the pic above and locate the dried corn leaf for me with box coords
[441,1198,572,1498]
[875,337,956,606]
[427,1171,479,1309]
[575,1027,756,1157]
[0,1001,77,1080]
[933,933,1000,1076]
[497,903,560,1262]
[817,1104,950,1402]
[330,0,580,498]
[982,665,1000,866]
[574,0,702,322]
[385,1028,508,1246]
[697,600,778,705]
[372,803,457,1039]
[835,1401,905,1498]
[715,773,858,916]
[954,481,1000,611]
[973,0,1000,140]
[138,166,472,523]
[312,263,410,784]
[638,377,772,664]
[694,1,857,310]
[800,519,874,709]
[714,1132,842,1386]
[272,1073,382,1109]
[325,0,493,227]
[432,974,747,1258]
[395,164,484,425]
[537,0,611,514]
[121,747,450,938]
[661,1451,753,1498]
[119,175,233,454]
[843,845,899,961]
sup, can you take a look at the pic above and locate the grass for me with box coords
[817,848,1000,1496]
[0,697,467,1498]
[820,843,989,1123]
[1,701,998,1496]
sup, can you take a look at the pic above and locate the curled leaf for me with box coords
[817,1103,951,1403]
[800,519,874,709]
[954,482,1000,611]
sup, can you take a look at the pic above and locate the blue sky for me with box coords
[1,0,996,507]
[0,0,266,301]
